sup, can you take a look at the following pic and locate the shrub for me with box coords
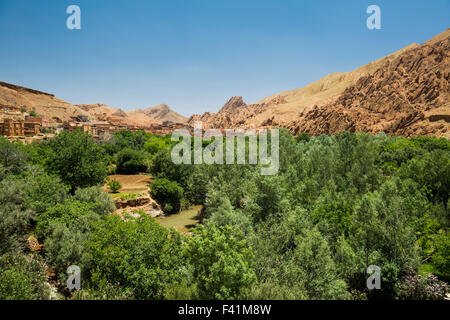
[432,231,450,278]
[73,186,116,215]
[84,214,182,299]
[0,254,50,300]
[107,179,122,193]
[44,223,89,283]
[119,193,139,201]
[396,269,448,300]
[184,225,257,300]
[150,178,183,214]
[39,199,103,282]
[0,137,28,175]
[35,200,98,240]
[38,130,108,192]
[71,280,135,300]
[114,148,147,174]
[0,178,34,254]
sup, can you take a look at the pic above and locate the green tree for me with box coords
[398,149,450,204]
[35,200,98,240]
[24,168,69,214]
[73,186,116,215]
[144,137,168,155]
[84,214,182,300]
[150,178,183,214]
[293,228,348,299]
[432,231,450,278]
[184,225,257,299]
[0,254,50,300]
[39,130,108,192]
[0,178,33,254]
[114,148,148,174]
[0,137,27,175]
[205,193,253,236]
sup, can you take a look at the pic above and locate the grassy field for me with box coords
[103,174,152,195]
[155,205,202,234]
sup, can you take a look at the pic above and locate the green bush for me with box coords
[73,186,116,215]
[35,200,98,240]
[184,225,257,299]
[107,178,122,193]
[84,214,182,299]
[432,231,450,278]
[150,178,183,214]
[114,148,147,174]
[36,130,108,192]
[0,254,50,300]
[0,137,28,175]
[0,178,34,254]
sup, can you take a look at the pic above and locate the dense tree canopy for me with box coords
[0,129,448,300]
[31,130,108,191]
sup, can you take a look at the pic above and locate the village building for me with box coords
[25,116,50,127]
[0,118,40,137]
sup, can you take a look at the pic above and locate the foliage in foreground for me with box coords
[0,130,448,300]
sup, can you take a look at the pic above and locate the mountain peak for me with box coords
[188,29,449,138]
[141,104,187,123]
[219,96,247,114]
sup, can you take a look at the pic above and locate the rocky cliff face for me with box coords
[189,29,450,138]
[289,29,449,137]
[188,96,276,129]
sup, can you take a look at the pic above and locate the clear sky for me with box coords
[0,0,448,116]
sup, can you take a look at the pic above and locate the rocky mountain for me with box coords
[0,81,91,122]
[76,103,156,127]
[0,80,188,127]
[189,29,449,138]
[141,104,188,123]
[289,29,450,137]
[78,103,187,126]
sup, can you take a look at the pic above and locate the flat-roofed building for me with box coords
[0,118,25,136]
[25,116,49,127]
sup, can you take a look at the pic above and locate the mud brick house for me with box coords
[63,121,93,134]
[0,118,25,136]
[25,116,49,127]
[0,118,40,137]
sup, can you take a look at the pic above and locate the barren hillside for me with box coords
[0,81,91,122]
[189,29,449,138]
[289,29,450,138]
[78,103,187,126]
[141,104,188,123]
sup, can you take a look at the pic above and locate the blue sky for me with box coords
[0,0,448,116]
